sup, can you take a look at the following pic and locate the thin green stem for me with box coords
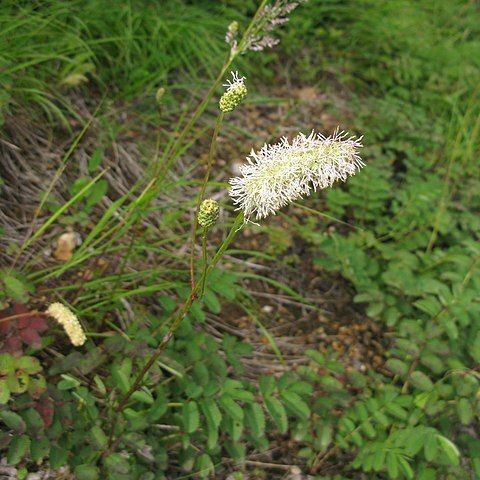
[200,231,208,297]
[190,112,225,289]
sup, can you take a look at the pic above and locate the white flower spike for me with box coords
[229,130,364,224]
[47,302,87,346]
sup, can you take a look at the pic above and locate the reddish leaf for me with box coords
[0,321,11,335]
[0,307,13,335]
[19,329,42,349]
[34,397,54,429]
[29,316,48,332]
[13,303,30,329]
[3,337,23,356]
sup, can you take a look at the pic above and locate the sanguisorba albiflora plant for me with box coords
[106,67,364,450]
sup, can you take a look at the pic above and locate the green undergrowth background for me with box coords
[0,0,479,479]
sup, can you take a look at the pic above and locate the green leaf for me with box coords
[183,401,200,433]
[385,403,408,421]
[219,396,243,422]
[2,275,29,302]
[6,371,29,393]
[244,402,266,438]
[147,389,168,422]
[88,147,103,173]
[456,398,473,425]
[410,371,434,392]
[7,435,30,465]
[86,179,108,208]
[75,464,100,480]
[0,410,26,433]
[361,421,376,439]
[57,375,80,391]
[424,433,438,461]
[201,400,221,450]
[179,447,195,471]
[0,381,10,404]
[30,436,50,462]
[203,288,221,314]
[103,452,130,475]
[372,448,385,472]
[385,358,409,377]
[131,389,154,405]
[200,399,221,427]
[225,441,246,462]
[398,456,414,479]
[265,396,288,434]
[196,453,214,478]
[16,356,42,374]
[91,425,107,448]
[93,375,107,395]
[280,390,310,420]
[0,353,15,375]
[436,435,459,466]
[470,331,480,362]
[28,375,47,399]
[49,446,69,468]
[414,296,442,316]
[420,353,444,374]
[386,451,399,479]
[305,349,325,365]
[22,408,44,434]
[259,375,276,398]
[111,367,130,394]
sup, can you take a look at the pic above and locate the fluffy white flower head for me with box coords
[229,130,364,224]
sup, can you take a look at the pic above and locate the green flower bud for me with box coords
[219,71,247,113]
[198,199,220,231]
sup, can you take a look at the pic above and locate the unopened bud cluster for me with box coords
[219,71,247,113]
[47,302,87,346]
[198,199,220,231]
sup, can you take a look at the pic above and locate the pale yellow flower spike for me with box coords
[47,302,87,347]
